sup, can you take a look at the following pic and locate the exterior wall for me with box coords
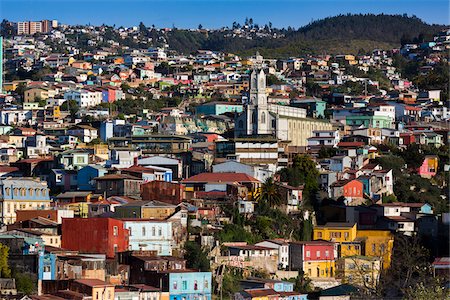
[283,118,333,147]
[335,257,381,289]
[0,178,52,224]
[342,180,364,198]
[255,241,289,269]
[142,207,177,219]
[313,224,357,243]
[303,260,335,278]
[169,272,212,300]
[62,218,129,258]
[141,181,184,204]
[418,156,438,178]
[78,166,107,191]
[356,230,394,269]
[124,220,173,255]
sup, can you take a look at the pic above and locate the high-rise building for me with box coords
[17,20,57,35]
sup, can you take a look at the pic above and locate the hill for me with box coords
[164,14,445,57]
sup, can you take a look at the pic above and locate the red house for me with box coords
[62,218,129,258]
[400,132,416,145]
[330,179,364,202]
[140,181,184,205]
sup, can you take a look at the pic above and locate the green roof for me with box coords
[320,284,359,296]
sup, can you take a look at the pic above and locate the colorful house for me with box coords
[289,240,336,278]
[0,178,52,225]
[335,256,381,289]
[330,179,364,204]
[356,230,395,269]
[61,218,129,258]
[78,165,108,191]
[417,155,438,178]
[122,219,176,255]
[145,270,212,300]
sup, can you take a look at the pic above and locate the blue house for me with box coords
[168,271,212,300]
[291,98,327,118]
[39,251,57,280]
[78,165,108,191]
[357,175,371,196]
[196,102,243,116]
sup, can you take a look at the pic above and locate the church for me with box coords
[235,53,333,148]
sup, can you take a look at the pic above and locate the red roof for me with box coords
[74,279,113,287]
[0,166,19,173]
[337,141,365,148]
[182,172,260,183]
[244,289,278,297]
[433,257,450,266]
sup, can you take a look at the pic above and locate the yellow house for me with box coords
[3,82,19,92]
[357,230,394,269]
[142,202,177,219]
[336,256,381,289]
[314,224,393,269]
[313,223,357,243]
[24,88,56,102]
[304,260,336,279]
[53,106,61,119]
[340,241,363,257]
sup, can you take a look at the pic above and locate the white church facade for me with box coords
[235,54,332,147]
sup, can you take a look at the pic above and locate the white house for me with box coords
[255,240,290,270]
[64,89,102,108]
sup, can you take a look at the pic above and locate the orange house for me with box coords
[331,179,364,203]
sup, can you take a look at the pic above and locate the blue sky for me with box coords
[1,0,448,28]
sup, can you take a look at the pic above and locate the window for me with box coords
[128,227,132,236]
[173,281,177,290]
[372,244,376,252]
[325,250,329,257]
[158,227,162,236]
[5,188,10,196]
[113,244,118,253]
[316,250,320,257]
[331,232,342,238]
[113,226,118,236]
[29,188,34,196]
[306,251,310,258]
[344,232,349,239]
[317,232,322,239]
[182,281,187,290]
[261,112,266,124]
[142,226,146,236]
[152,227,156,236]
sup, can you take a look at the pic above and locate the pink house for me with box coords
[418,155,438,178]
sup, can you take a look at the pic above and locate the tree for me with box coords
[278,155,319,208]
[184,241,210,272]
[404,279,449,299]
[401,143,425,170]
[14,272,35,295]
[0,19,15,37]
[15,82,28,103]
[379,234,431,297]
[318,146,336,159]
[255,177,282,208]
[293,271,314,293]
[61,100,79,117]
[0,243,11,278]
[301,219,313,241]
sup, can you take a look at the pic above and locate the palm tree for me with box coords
[255,177,282,208]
